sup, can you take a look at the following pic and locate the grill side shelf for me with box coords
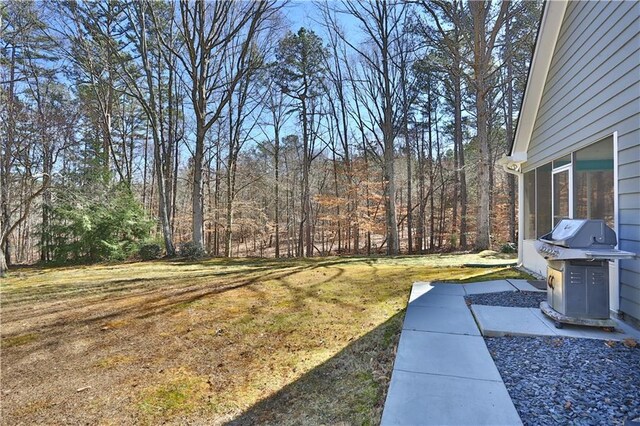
[583,250,637,260]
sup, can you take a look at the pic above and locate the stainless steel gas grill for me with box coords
[535,219,636,328]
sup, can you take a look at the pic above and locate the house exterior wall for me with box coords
[521,1,640,321]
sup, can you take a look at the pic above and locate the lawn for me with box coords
[1,254,529,425]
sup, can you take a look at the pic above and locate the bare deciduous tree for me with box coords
[339,0,406,255]
[159,0,281,252]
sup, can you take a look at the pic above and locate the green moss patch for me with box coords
[1,333,38,348]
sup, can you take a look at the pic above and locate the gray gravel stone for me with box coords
[465,290,546,308]
[486,336,640,426]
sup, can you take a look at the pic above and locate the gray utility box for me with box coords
[546,259,609,319]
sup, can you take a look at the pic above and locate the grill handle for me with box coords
[547,275,555,290]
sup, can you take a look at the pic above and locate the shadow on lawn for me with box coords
[3,257,363,305]
[226,311,405,426]
[444,267,534,284]
[5,266,297,328]
[3,264,284,303]
[1,259,371,346]
[165,256,367,269]
[274,266,364,312]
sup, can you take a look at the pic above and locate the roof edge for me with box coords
[510,0,568,157]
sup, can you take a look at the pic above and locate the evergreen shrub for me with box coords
[50,187,153,262]
[138,243,162,260]
[179,241,205,259]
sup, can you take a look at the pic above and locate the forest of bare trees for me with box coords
[0,0,542,274]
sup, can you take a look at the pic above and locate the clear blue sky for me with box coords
[282,1,363,42]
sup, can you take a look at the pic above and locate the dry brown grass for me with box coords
[0,255,529,425]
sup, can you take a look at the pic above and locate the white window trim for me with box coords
[552,163,573,223]
[518,171,525,264]
[611,131,619,312]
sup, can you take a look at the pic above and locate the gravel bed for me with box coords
[465,291,546,308]
[486,336,640,425]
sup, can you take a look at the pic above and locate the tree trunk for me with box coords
[474,85,491,250]
[274,124,280,258]
[214,138,221,256]
[404,96,413,254]
[40,152,52,262]
[382,16,398,255]
[454,73,468,249]
[224,151,237,258]
[192,125,205,250]
[142,123,149,208]
[452,115,459,246]
[0,246,7,278]
[435,107,445,249]
[471,0,509,251]
[428,88,435,251]
[301,99,312,257]
[139,5,175,256]
[332,150,341,254]
[417,125,426,253]
[153,134,175,257]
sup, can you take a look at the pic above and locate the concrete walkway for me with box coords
[382,279,640,425]
[472,304,640,341]
[381,280,523,426]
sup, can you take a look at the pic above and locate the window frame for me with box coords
[551,161,573,225]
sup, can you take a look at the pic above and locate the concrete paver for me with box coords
[463,280,517,295]
[472,304,640,341]
[403,305,480,336]
[413,282,466,296]
[381,370,522,426]
[409,292,468,309]
[528,307,640,341]
[394,330,502,381]
[612,317,640,339]
[471,305,556,337]
[409,283,466,304]
[507,279,546,292]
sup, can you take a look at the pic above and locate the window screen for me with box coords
[573,137,614,228]
[523,171,536,239]
[536,163,552,238]
[553,154,571,168]
[553,170,570,226]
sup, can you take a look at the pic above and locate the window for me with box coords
[552,154,572,227]
[524,171,535,239]
[522,136,614,240]
[536,163,552,237]
[553,169,570,225]
[553,155,571,168]
[573,137,614,227]
[523,163,552,239]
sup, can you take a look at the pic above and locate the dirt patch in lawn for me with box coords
[1,256,529,425]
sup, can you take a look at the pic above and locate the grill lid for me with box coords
[539,219,617,248]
